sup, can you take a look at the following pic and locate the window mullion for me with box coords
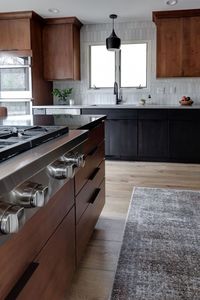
[115,50,121,87]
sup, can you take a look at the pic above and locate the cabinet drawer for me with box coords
[0,180,74,299]
[76,160,105,224]
[76,180,105,265]
[75,141,105,194]
[10,208,75,300]
[83,122,104,155]
[138,109,168,120]
[168,109,200,121]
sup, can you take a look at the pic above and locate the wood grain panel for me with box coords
[43,23,73,80]
[182,16,200,77]
[76,180,105,265]
[17,208,75,300]
[0,18,31,50]
[75,141,105,194]
[31,17,53,105]
[156,18,183,77]
[76,160,105,224]
[0,179,74,299]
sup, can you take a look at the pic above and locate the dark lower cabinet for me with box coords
[105,119,137,159]
[82,108,200,163]
[169,120,200,162]
[138,120,168,159]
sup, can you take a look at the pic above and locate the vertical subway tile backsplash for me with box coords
[54,20,200,106]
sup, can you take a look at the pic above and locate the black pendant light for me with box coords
[106,14,121,51]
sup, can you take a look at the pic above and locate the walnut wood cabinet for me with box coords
[0,179,74,299]
[43,17,82,80]
[0,11,53,106]
[75,121,105,265]
[14,208,76,300]
[153,9,200,78]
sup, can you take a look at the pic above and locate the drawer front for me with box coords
[76,160,105,224]
[75,141,105,194]
[12,208,75,300]
[82,108,138,119]
[76,180,105,265]
[0,180,74,299]
[138,109,168,120]
[83,122,104,155]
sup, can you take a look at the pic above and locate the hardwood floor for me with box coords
[68,160,200,299]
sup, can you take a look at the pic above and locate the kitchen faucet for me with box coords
[114,81,122,105]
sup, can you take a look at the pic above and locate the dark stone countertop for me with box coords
[0,114,106,130]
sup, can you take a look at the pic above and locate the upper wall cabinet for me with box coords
[0,12,32,52]
[43,17,82,81]
[0,11,53,105]
[153,9,200,78]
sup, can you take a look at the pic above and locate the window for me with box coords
[90,45,115,88]
[0,56,32,98]
[89,43,147,88]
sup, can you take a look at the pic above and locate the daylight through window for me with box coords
[89,43,147,88]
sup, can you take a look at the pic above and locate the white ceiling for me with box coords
[0,0,199,24]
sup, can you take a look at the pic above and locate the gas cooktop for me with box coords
[0,125,69,162]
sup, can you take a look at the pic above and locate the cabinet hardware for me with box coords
[5,262,39,300]
[88,146,98,156]
[88,167,100,181]
[88,188,101,204]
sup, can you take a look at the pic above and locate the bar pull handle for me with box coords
[88,146,98,156]
[5,262,39,300]
[88,167,100,181]
[88,188,101,204]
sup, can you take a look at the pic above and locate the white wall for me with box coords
[54,20,200,106]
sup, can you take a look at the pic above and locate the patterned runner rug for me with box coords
[110,187,200,300]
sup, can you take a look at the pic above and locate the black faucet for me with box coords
[114,81,122,105]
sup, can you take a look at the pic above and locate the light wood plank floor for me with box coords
[68,161,200,300]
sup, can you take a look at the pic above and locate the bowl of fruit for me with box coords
[179,96,193,106]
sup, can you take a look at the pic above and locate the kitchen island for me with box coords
[0,114,105,299]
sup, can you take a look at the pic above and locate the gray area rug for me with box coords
[111,187,200,300]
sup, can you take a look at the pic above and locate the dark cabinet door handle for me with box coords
[88,146,98,156]
[88,188,101,204]
[88,167,100,181]
[5,262,39,300]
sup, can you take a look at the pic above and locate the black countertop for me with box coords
[0,114,106,130]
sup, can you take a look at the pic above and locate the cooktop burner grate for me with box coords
[0,125,69,162]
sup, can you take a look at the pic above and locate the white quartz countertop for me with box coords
[32,104,200,109]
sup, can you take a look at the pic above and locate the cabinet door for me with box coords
[106,119,137,159]
[138,120,168,159]
[183,16,200,77]
[43,23,73,80]
[156,18,183,77]
[0,18,31,51]
[13,208,75,300]
[169,120,200,162]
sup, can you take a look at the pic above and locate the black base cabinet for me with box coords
[138,120,168,159]
[169,110,200,163]
[106,119,137,159]
[138,110,169,160]
[82,108,200,163]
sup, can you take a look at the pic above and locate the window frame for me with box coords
[88,40,151,90]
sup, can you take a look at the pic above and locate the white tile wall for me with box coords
[53,20,200,106]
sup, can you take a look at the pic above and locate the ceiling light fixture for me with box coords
[106,14,121,51]
[166,0,178,6]
[48,8,60,14]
